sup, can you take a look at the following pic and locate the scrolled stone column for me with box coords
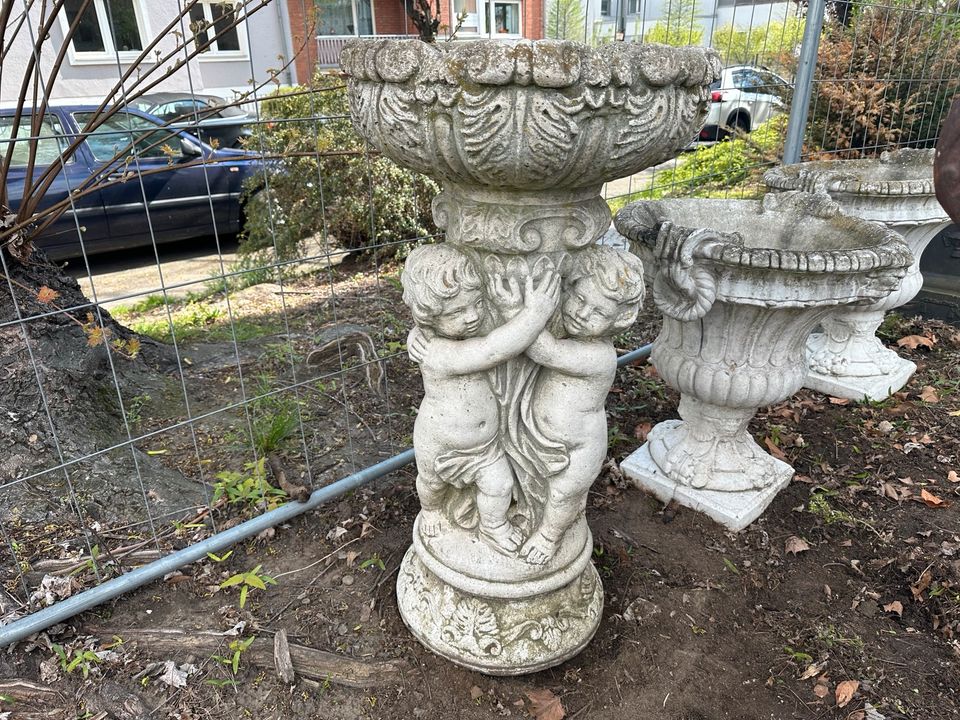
[340,38,719,674]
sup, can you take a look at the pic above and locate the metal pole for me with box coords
[0,450,415,648]
[0,344,654,648]
[782,0,826,165]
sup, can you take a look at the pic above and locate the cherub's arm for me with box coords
[424,273,561,376]
[525,330,616,376]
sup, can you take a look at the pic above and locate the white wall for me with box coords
[0,1,292,106]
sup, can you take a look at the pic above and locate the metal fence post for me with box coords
[782,0,826,165]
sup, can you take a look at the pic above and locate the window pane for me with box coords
[106,0,142,51]
[454,0,480,33]
[355,0,373,35]
[211,2,241,51]
[0,116,68,167]
[76,112,180,161]
[64,0,106,52]
[317,0,356,35]
[190,5,210,50]
[494,2,519,34]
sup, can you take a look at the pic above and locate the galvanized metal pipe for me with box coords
[0,343,653,648]
[782,0,826,165]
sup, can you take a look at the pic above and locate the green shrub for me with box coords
[643,0,704,47]
[609,115,787,212]
[241,73,439,259]
[807,3,960,156]
[711,16,804,72]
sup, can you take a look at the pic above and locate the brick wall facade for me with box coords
[287,0,545,78]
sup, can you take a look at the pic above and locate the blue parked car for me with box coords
[1,105,264,260]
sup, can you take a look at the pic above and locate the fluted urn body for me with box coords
[342,38,719,674]
[615,192,911,530]
[765,150,948,400]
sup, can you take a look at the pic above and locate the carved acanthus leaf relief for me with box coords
[340,39,721,190]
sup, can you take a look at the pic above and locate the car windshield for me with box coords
[74,111,185,161]
[0,114,70,167]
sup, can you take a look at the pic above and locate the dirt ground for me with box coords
[2,259,959,720]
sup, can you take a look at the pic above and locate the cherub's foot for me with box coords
[479,521,523,555]
[519,530,559,565]
[419,509,444,538]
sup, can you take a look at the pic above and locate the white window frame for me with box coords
[191,1,249,61]
[60,0,151,66]
[315,0,377,37]
[478,0,523,38]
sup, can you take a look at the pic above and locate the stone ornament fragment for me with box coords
[765,149,949,401]
[341,37,720,674]
[615,192,911,531]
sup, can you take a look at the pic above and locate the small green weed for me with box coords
[213,458,287,510]
[211,635,256,676]
[783,645,813,664]
[359,553,386,571]
[219,565,276,608]
[52,643,100,678]
[815,625,865,651]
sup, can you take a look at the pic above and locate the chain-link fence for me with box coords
[1,0,957,645]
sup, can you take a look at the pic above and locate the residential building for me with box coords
[299,0,545,72]
[587,0,793,48]
[0,1,297,105]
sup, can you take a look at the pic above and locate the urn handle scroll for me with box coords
[652,224,720,321]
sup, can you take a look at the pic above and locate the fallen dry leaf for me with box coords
[883,600,903,616]
[897,334,936,350]
[835,679,859,708]
[764,436,788,460]
[634,422,652,441]
[785,536,811,555]
[525,689,565,720]
[828,396,851,405]
[921,488,948,508]
[911,569,934,600]
[918,386,940,404]
[949,410,960,417]
[800,662,824,680]
[36,286,59,303]
[813,683,830,698]
[948,470,959,483]
[470,686,484,701]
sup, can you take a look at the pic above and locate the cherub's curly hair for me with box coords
[401,244,483,325]
[569,246,645,305]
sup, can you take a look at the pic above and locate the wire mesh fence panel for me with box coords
[0,0,957,643]
[0,0,433,630]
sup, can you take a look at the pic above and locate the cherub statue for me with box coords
[402,244,561,554]
[513,246,644,565]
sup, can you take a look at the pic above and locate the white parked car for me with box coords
[698,66,792,143]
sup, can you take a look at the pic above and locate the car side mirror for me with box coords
[180,137,202,157]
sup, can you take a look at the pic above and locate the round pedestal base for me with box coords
[396,547,603,675]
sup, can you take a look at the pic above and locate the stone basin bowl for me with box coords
[615,191,913,315]
[340,38,721,192]
[763,148,942,224]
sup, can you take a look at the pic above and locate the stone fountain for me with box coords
[341,38,720,674]
[765,149,949,401]
[615,192,911,530]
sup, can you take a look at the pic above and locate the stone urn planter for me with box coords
[341,38,720,674]
[614,192,911,530]
[765,149,949,400]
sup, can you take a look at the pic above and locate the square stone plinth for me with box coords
[804,355,916,402]
[621,443,794,531]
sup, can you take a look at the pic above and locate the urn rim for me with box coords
[763,148,936,198]
[613,191,913,275]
